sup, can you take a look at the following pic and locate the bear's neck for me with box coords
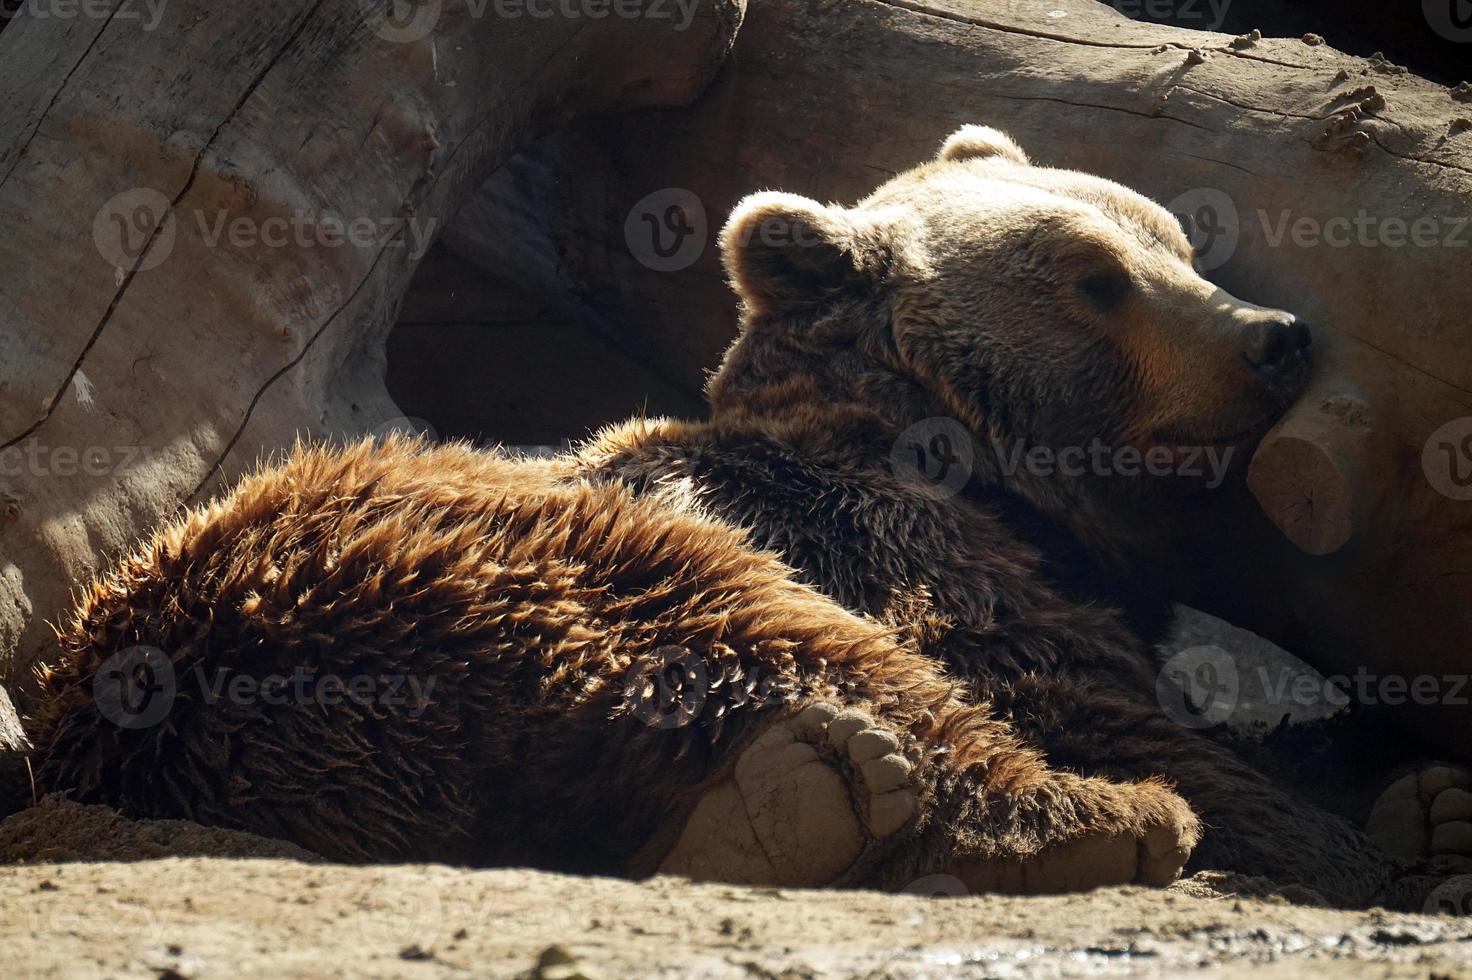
[696,314,1183,638]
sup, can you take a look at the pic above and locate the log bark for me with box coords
[422,0,1472,753]
[0,0,743,682]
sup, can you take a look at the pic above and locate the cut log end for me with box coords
[1248,434,1355,555]
[1248,391,1374,557]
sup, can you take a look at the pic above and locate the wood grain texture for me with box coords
[0,0,744,681]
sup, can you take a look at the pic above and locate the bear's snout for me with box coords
[1241,315,1311,380]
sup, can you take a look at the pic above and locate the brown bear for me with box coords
[10,126,1448,906]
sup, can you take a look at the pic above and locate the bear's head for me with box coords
[708,125,1310,560]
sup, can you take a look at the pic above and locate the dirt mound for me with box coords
[0,798,316,864]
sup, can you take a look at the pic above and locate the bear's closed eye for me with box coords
[1079,271,1133,309]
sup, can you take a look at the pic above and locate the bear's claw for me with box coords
[656,701,920,887]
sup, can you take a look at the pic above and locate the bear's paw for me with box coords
[655,702,921,887]
[1367,763,1472,872]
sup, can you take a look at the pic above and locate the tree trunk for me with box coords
[419,0,1472,754]
[0,0,743,683]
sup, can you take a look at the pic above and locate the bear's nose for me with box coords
[1243,316,1311,377]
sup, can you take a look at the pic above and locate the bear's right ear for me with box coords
[720,192,883,318]
[937,125,1030,166]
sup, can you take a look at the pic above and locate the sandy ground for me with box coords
[0,800,1469,979]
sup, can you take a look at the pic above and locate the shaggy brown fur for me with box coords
[12,127,1436,906]
[23,438,1189,889]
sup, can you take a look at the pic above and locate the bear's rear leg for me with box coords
[987,671,1405,906]
[648,698,1199,893]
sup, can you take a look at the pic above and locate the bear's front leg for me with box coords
[985,669,1407,907]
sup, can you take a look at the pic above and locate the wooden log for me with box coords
[420,0,1472,755]
[1248,379,1375,557]
[0,0,743,683]
[0,683,28,818]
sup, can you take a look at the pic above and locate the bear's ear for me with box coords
[937,125,1029,166]
[720,192,883,318]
